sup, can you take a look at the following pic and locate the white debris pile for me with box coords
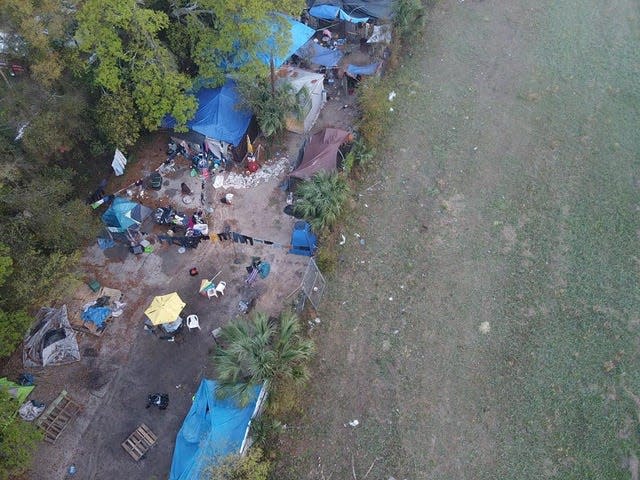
[219,157,290,189]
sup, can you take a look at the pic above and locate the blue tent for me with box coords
[289,221,318,256]
[101,197,152,233]
[185,80,252,146]
[169,380,264,480]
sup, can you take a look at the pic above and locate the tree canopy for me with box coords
[168,0,305,85]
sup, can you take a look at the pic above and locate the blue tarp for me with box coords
[222,16,314,70]
[309,4,340,19]
[258,16,315,68]
[289,221,318,256]
[346,62,381,76]
[309,4,369,22]
[165,79,252,146]
[296,40,343,67]
[81,306,111,328]
[101,197,151,233]
[169,380,263,480]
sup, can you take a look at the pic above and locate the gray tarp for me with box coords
[23,305,80,368]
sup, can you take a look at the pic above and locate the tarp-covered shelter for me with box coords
[169,380,266,480]
[296,40,344,68]
[290,127,351,179]
[23,305,80,368]
[101,197,152,234]
[308,0,394,21]
[289,221,318,256]
[221,16,315,70]
[163,79,256,162]
[0,378,34,404]
[278,66,326,134]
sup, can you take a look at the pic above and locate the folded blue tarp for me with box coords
[169,380,263,480]
[346,62,381,76]
[81,306,111,328]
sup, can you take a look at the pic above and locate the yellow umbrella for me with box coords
[144,292,186,326]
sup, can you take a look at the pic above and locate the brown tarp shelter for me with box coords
[290,128,350,179]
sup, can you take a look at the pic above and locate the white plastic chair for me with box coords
[212,281,226,297]
[186,314,201,331]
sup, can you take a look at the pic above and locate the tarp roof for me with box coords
[277,65,325,94]
[222,15,315,70]
[308,0,393,20]
[296,40,344,67]
[169,380,264,480]
[101,197,152,233]
[290,127,351,179]
[166,79,252,146]
[308,3,369,22]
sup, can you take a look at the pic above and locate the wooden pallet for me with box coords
[36,390,82,443]
[121,423,157,461]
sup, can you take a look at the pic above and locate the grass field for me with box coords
[277,1,640,478]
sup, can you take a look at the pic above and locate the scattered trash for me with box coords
[364,203,369,208]
[389,107,394,112]
[314,318,321,324]
[348,419,359,427]
[388,91,396,101]
[479,321,491,334]
[359,238,365,246]
[392,330,399,335]
[389,297,393,301]
[67,464,77,476]
[175,384,182,389]
[354,233,361,238]
[339,234,346,245]
[177,247,186,254]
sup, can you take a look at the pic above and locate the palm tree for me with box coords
[213,310,315,405]
[294,171,350,232]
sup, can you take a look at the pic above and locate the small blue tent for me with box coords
[101,197,152,233]
[296,40,344,67]
[289,221,318,256]
[188,80,252,147]
[169,380,264,480]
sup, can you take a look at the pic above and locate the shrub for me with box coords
[204,448,271,480]
[293,172,350,233]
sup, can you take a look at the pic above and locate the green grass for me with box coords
[277,1,640,478]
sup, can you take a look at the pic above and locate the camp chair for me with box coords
[186,315,201,331]
[212,281,226,297]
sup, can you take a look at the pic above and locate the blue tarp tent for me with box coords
[289,221,318,256]
[188,80,252,146]
[296,40,344,67]
[169,380,264,480]
[223,16,315,70]
[101,197,152,234]
[309,4,369,22]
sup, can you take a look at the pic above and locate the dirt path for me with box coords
[278,1,640,479]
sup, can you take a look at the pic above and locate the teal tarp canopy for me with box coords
[169,380,264,480]
[101,197,152,233]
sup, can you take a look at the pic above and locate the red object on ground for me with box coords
[189,268,199,276]
[247,161,259,173]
